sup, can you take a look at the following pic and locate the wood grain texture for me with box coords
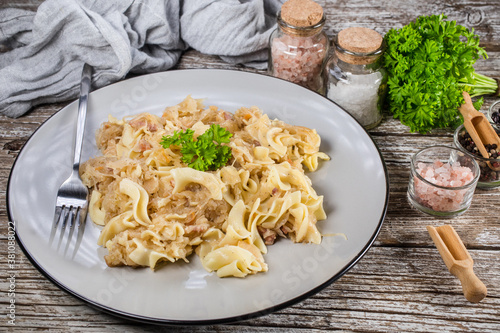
[1,0,500,332]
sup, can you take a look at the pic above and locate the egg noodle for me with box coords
[80,96,330,278]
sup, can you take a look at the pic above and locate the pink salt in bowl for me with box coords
[407,146,480,218]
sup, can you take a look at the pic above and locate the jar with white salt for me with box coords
[268,0,329,93]
[325,27,386,129]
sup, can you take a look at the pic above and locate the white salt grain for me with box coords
[327,71,383,127]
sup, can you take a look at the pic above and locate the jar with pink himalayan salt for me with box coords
[268,0,329,93]
[407,146,480,218]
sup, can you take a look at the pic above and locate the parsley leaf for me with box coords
[211,124,232,143]
[160,124,233,171]
[383,14,498,134]
[160,128,194,148]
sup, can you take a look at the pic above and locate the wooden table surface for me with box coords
[1,1,499,332]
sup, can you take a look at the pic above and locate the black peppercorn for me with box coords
[456,127,500,183]
[492,111,500,126]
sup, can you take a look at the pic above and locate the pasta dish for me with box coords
[80,96,329,278]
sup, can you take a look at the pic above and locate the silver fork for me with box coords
[49,63,92,255]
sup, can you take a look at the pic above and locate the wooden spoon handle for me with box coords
[451,265,487,303]
[459,91,478,120]
[462,91,473,108]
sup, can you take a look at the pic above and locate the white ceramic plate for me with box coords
[8,69,388,325]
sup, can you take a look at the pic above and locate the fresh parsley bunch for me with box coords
[383,14,498,133]
[160,124,233,171]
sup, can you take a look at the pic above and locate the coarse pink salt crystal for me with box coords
[414,160,474,211]
[271,34,327,91]
[269,0,327,92]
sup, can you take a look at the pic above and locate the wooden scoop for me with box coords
[427,225,487,303]
[459,91,500,171]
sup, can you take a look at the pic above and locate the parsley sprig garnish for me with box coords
[160,124,233,171]
[383,14,498,134]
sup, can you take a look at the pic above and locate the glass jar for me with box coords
[407,146,479,217]
[325,27,386,129]
[268,1,329,93]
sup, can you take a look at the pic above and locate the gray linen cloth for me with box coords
[0,0,283,118]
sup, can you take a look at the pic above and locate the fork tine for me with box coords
[49,206,63,245]
[64,207,78,255]
[71,208,87,258]
[56,207,72,251]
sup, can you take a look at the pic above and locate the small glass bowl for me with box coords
[453,124,500,189]
[407,146,480,217]
[487,100,500,127]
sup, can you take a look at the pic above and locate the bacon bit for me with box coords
[138,139,152,152]
[265,233,276,245]
[281,225,292,235]
[129,116,159,132]
[271,187,279,196]
[258,227,277,245]
[224,112,233,120]
[147,122,158,132]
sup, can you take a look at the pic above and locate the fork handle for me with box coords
[73,64,93,171]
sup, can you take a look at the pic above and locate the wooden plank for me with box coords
[1,247,498,331]
[0,0,42,11]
